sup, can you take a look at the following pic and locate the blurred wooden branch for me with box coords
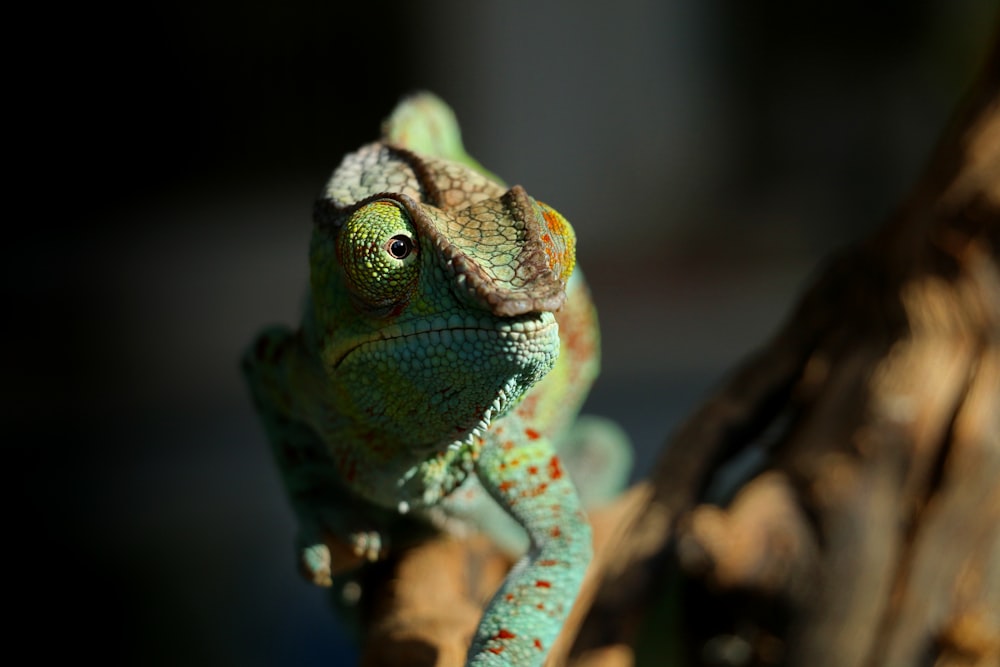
[352,23,1000,667]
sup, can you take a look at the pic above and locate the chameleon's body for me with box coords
[243,93,629,666]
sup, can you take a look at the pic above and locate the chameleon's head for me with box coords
[310,185,576,446]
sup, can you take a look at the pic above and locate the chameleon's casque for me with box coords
[243,92,630,667]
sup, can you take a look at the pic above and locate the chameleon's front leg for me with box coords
[468,419,593,666]
[243,327,393,584]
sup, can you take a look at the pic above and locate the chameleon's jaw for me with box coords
[329,312,557,370]
[327,312,560,447]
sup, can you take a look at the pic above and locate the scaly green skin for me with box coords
[243,93,630,666]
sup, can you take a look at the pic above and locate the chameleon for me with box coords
[243,92,631,666]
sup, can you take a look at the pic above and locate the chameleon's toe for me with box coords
[349,530,386,562]
[299,543,333,587]
[297,520,380,584]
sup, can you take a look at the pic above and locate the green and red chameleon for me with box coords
[244,93,630,666]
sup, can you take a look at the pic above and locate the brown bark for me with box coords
[352,26,1000,667]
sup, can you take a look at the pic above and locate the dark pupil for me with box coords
[387,235,412,259]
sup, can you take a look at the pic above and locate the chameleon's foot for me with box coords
[297,522,389,586]
[300,543,334,587]
[349,529,386,562]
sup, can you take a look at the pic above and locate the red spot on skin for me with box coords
[499,481,515,493]
[525,428,541,440]
[538,559,559,567]
[548,455,564,480]
[487,647,504,655]
[505,593,515,602]
[501,440,515,451]
[536,603,545,610]
[551,526,562,538]
[495,629,516,640]
[516,395,539,420]
[521,482,549,498]
[535,580,552,588]
[534,639,544,651]
[386,301,408,318]
[527,465,539,475]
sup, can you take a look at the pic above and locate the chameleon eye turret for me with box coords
[336,199,420,310]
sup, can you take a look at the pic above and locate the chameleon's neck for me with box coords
[310,412,480,510]
[292,314,481,508]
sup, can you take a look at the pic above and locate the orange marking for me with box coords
[542,209,564,232]
[517,395,539,419]
[495,629,516,640]
[535,580,551,588]
[548,455,564,480]
[488,647,504,655]
[502,440,515,451]
[527,465,539,475]
[505,593,515,602]
[534,638,544,651]
[524,428,540,440]
[521,482,548,498]
[551,526,562,538]
[538,559,559,567]
[499,481,515,493]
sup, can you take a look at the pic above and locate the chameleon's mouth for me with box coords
[327,311,560,448]
[331,312,558,370]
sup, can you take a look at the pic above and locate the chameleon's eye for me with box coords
[385,234,414,260]
[337,200,420,309]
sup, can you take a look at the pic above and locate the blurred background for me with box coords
[13,1,995,664]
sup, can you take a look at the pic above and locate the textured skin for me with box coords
[243,93,630,666]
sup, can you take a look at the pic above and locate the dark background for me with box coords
[13,1,995,664]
